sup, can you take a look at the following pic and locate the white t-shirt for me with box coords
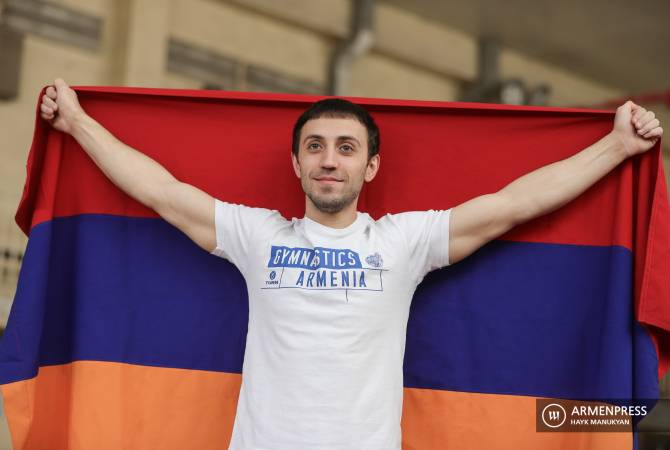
[210,199,452,450]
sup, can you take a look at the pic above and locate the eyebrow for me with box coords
[303,134,361,146]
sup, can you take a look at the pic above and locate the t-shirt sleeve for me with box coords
[209,198,285,273]
[390,209,452,283]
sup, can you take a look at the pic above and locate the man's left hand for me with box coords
[611,101,663,158]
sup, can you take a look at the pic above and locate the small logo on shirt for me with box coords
[365,252,383,268]
[265,270,280,286]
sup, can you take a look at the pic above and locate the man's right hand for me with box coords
[40,78,85,134]
[38,77,218,253]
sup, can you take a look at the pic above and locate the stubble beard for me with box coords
[302,177,361,214]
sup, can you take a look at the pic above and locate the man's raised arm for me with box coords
[40,78,216,253]
[448,101,664,265]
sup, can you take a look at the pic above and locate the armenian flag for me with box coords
[0,87,668,449]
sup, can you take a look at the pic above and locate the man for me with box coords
[39,78,663,449]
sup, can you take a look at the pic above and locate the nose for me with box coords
[319,145,339,169]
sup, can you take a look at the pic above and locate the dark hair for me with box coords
[291,98,380,160]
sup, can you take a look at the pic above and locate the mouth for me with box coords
[314,177,343,184]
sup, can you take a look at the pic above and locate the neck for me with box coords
[304,197,359,229]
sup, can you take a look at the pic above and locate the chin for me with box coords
[309,190,359,214]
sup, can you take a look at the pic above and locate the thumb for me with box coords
[618,100,634,113]
[54,78,69,92]
[615,101,637,126]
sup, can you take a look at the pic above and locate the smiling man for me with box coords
[292,104,380,228]
[39,78,663,450]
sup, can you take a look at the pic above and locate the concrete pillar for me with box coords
[123,0,171,86]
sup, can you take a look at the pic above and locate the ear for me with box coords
[364,154,380,182]
[291,152,301,179]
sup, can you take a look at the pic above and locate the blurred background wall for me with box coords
[0,0,668,448]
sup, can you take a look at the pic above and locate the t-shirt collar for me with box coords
[301,212,367,237]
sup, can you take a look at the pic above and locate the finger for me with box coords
[638,118,659,135]
[41,111,54,121]
[42,94,58,110]
[639,110,655,125]
[46,86,57,99]
[632,107,647,123]
[643,127,663,139]
[633,110,652,129]
[40,104,54,115]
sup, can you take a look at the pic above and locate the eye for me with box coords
[307,142,321,150]
[340,144,354,152]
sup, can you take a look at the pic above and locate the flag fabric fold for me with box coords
[0,86,668,449]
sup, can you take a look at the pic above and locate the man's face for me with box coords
[292,117,380,214]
